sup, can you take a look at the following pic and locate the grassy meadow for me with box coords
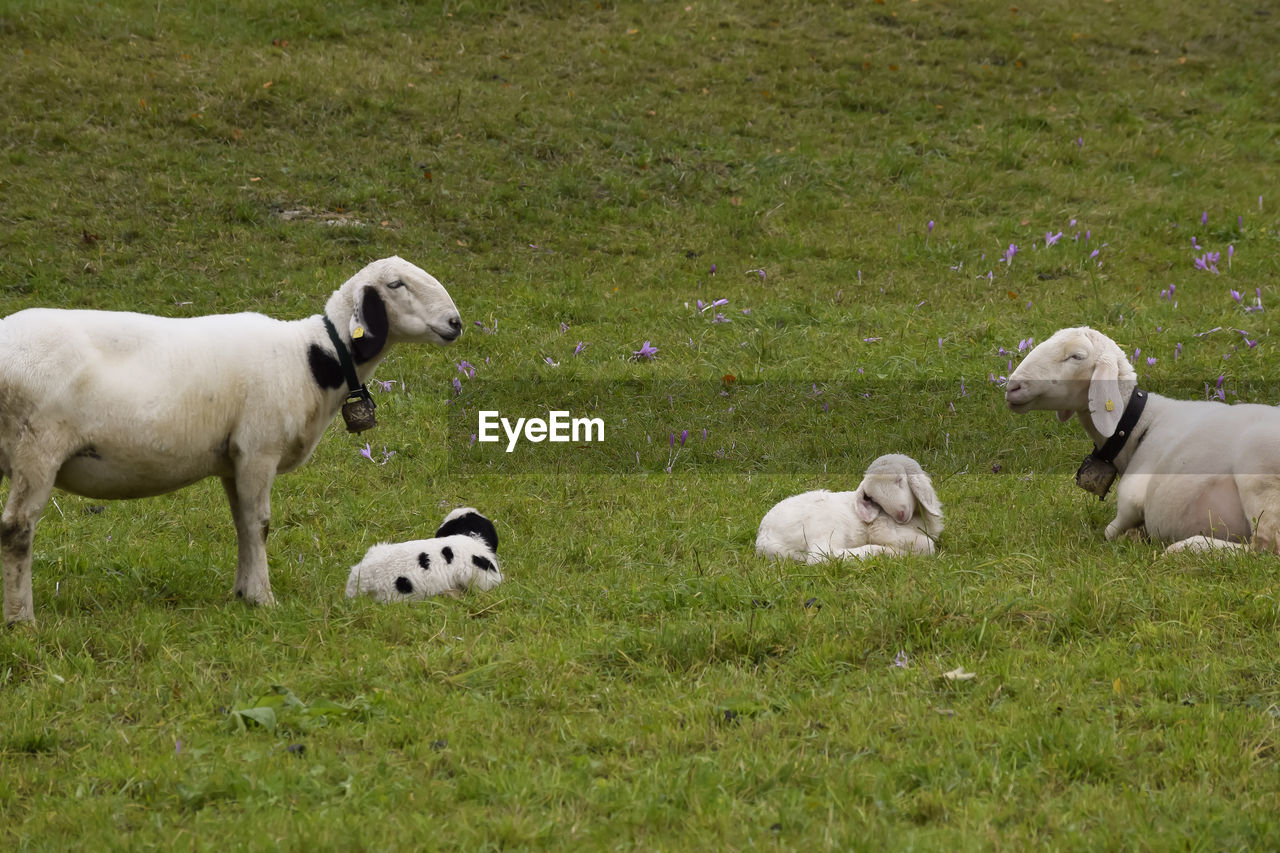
[3,0,1280,848]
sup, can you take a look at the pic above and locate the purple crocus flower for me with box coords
[559,322,569,334]
[712,313,730,324]
[373,378,395,392]
[1147,357,1157,366]
[1246,288,1264,313]
[1045,231,1063,247]
[1202,211,1208,225]
[1175,342,1182,361]
[457,360,476,379]
[360,443,373,462]
[632,341,659,360]
[1003,244,1019,265]
[893,650,909,668]
[710,263,717,275]
[451,377,462,395]
[1231,289,1243,303]
[544,356,559,367]
[574,341,587,356]
[679,429,688,447]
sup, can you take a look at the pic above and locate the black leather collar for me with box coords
[1092,387,1147,465]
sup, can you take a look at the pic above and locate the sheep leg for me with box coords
[1104,503,1144,541]
[2,466,57,625]
[221,465,277,607]
[808,544,897,563]
[1163,535,1249,554]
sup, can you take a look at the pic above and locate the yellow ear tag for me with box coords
[352,326,365,339]
[1105,399,1114,412]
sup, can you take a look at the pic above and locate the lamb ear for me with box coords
[350,286,389,363]
[852,486,880,524]
[1087,349,1123,437]
[907,473,942,521]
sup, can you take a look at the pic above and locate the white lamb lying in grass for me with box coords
[1005,325,1280,554]
[346,507,502,602]
[756,453,944,562]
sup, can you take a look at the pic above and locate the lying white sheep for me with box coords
[0,256,462,624]
[1005,326,1280,553]
[756,453,944,562]
[345,507,502,602]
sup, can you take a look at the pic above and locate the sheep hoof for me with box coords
[233,588,277,607]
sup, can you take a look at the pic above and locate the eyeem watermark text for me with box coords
[477,410,605,452]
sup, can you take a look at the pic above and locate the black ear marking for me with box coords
[471,554,496,573]
[352,288,389,363]
[441,546,453,564]
[307,344,344,389]
[435,512,499,555]
[394,576,414,594]
[417,552,430,571]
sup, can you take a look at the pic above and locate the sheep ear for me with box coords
[852,486,880,524]
[350,286,389,363]
[1087,351,1123,437]
[907,472,942,520]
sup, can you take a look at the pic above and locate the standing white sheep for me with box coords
[756,453,944,562]
[0,255,462,624]
[1005,325,1280,553]
[345,507,502,602]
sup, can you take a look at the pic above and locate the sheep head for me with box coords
[1004,326,1136,437]
[436,507,499,555]
[327,256,463,363]
[853,453,944,537]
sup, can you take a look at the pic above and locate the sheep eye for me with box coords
[387,279,405,290]
[1067,352,1085,361]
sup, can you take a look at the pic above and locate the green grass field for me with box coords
[3,0,1280,848]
